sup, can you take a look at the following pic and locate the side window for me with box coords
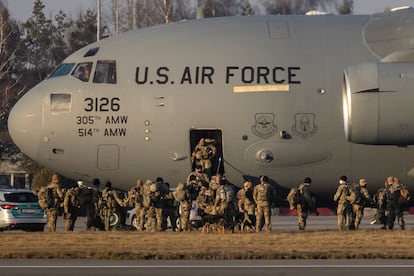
[72,62,93,82]
[94,60,117,84]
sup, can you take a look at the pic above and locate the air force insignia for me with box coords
[252,113,277,139]
[292,113,318,138]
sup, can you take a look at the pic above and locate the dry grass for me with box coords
[1,230,414,259]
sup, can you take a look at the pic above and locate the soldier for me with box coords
[209,173,223,199]
[384,176,401,230]
[63,183,80,231]
[333,175,352,230]
[349,179,370,230]
[187,165,210,187]
[214,176,236,229]
[236,181,256,231]
[395,177,411,230]
[99,181,121,231]
[253,176,275,232]
[197,181,215,215]
[191,138,217,178]
[38,174,64,232]
[173,182,192,231]
[146,177,168,232]
[86,178,101,231]
[371,182,387,227]
[141,179,153,231]
[162,182,179,231]
[127,179,145,231]
[296,177,317,231]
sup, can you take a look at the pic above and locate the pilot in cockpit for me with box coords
[78,65,91,82]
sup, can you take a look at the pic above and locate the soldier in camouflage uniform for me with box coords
[127,179,144,231]
[162,182,179,231]
[63,183,80,231]
[141,179,153,231]
[173,182,192,231]
[384,176,401,230]
[99,181,121,231]
[187,165,210,187]
[394,177,406,230]
[214,176,236,229]
[253,176,275,232]
[237,181,255,231]
[350,178,370,230]
[333,175,352,230]
[42,174,64,232]
[197,181,215,215]
[296,177,317,230]
[86,178,101,231]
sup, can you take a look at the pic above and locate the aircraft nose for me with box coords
[8,89,42,159]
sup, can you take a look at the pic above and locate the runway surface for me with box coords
[1,259,414,276]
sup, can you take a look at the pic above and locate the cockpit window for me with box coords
[72,62,93,82]
[49,63,75,78]
[93,60,117,84]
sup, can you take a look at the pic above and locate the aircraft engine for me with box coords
[343,62,414,146]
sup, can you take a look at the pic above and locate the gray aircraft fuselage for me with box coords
[8,10,414,205]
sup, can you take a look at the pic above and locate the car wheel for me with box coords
[110,211,121,227]
[131,215,138,230]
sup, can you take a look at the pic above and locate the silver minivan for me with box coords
[0,189,46,231]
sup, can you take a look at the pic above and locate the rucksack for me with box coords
[399,185,411,206]
[77,187,93,205]
[348,183,362,204]
[44,187,56,208]
[37,186,49,209]
[256,184,269,202]
[287,187,301,209]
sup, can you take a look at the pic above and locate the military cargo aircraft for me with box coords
[8,7,414,206]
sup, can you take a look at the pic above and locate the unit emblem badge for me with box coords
[292,113,318,138]
[252,113,277,139]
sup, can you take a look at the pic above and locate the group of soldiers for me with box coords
[333,175,411,231]
[35,168,410,233]
[127,172,277,233]
[37,175,123,232]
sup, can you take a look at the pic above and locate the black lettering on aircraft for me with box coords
[225,66,301,84]
[105,116,128,124]
[104,128,127,136]
[180,66,214,84]
[156,67,169,84]
[136,67,148,84]
[135,66,300,86]
[84,97,120,112]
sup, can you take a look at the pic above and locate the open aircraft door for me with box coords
[190,129,225,177]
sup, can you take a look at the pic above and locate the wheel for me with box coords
[131,215,138,230]
[110,211,121,227]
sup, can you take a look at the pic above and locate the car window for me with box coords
[4,193,38,203]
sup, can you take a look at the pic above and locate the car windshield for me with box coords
[4,192,38,203]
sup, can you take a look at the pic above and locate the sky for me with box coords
[5,0,414,22]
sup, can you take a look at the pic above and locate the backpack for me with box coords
[287,187,301,209]
[256,184,269,202]
[77,188,93,205]
[37,186,49,209]
[348,183,362,204]
[399,185,411,206]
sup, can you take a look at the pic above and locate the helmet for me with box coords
[150,183,158,192]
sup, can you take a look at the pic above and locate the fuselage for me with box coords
[8,12,414,205]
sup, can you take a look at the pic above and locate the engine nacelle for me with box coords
[343,62,414,145]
